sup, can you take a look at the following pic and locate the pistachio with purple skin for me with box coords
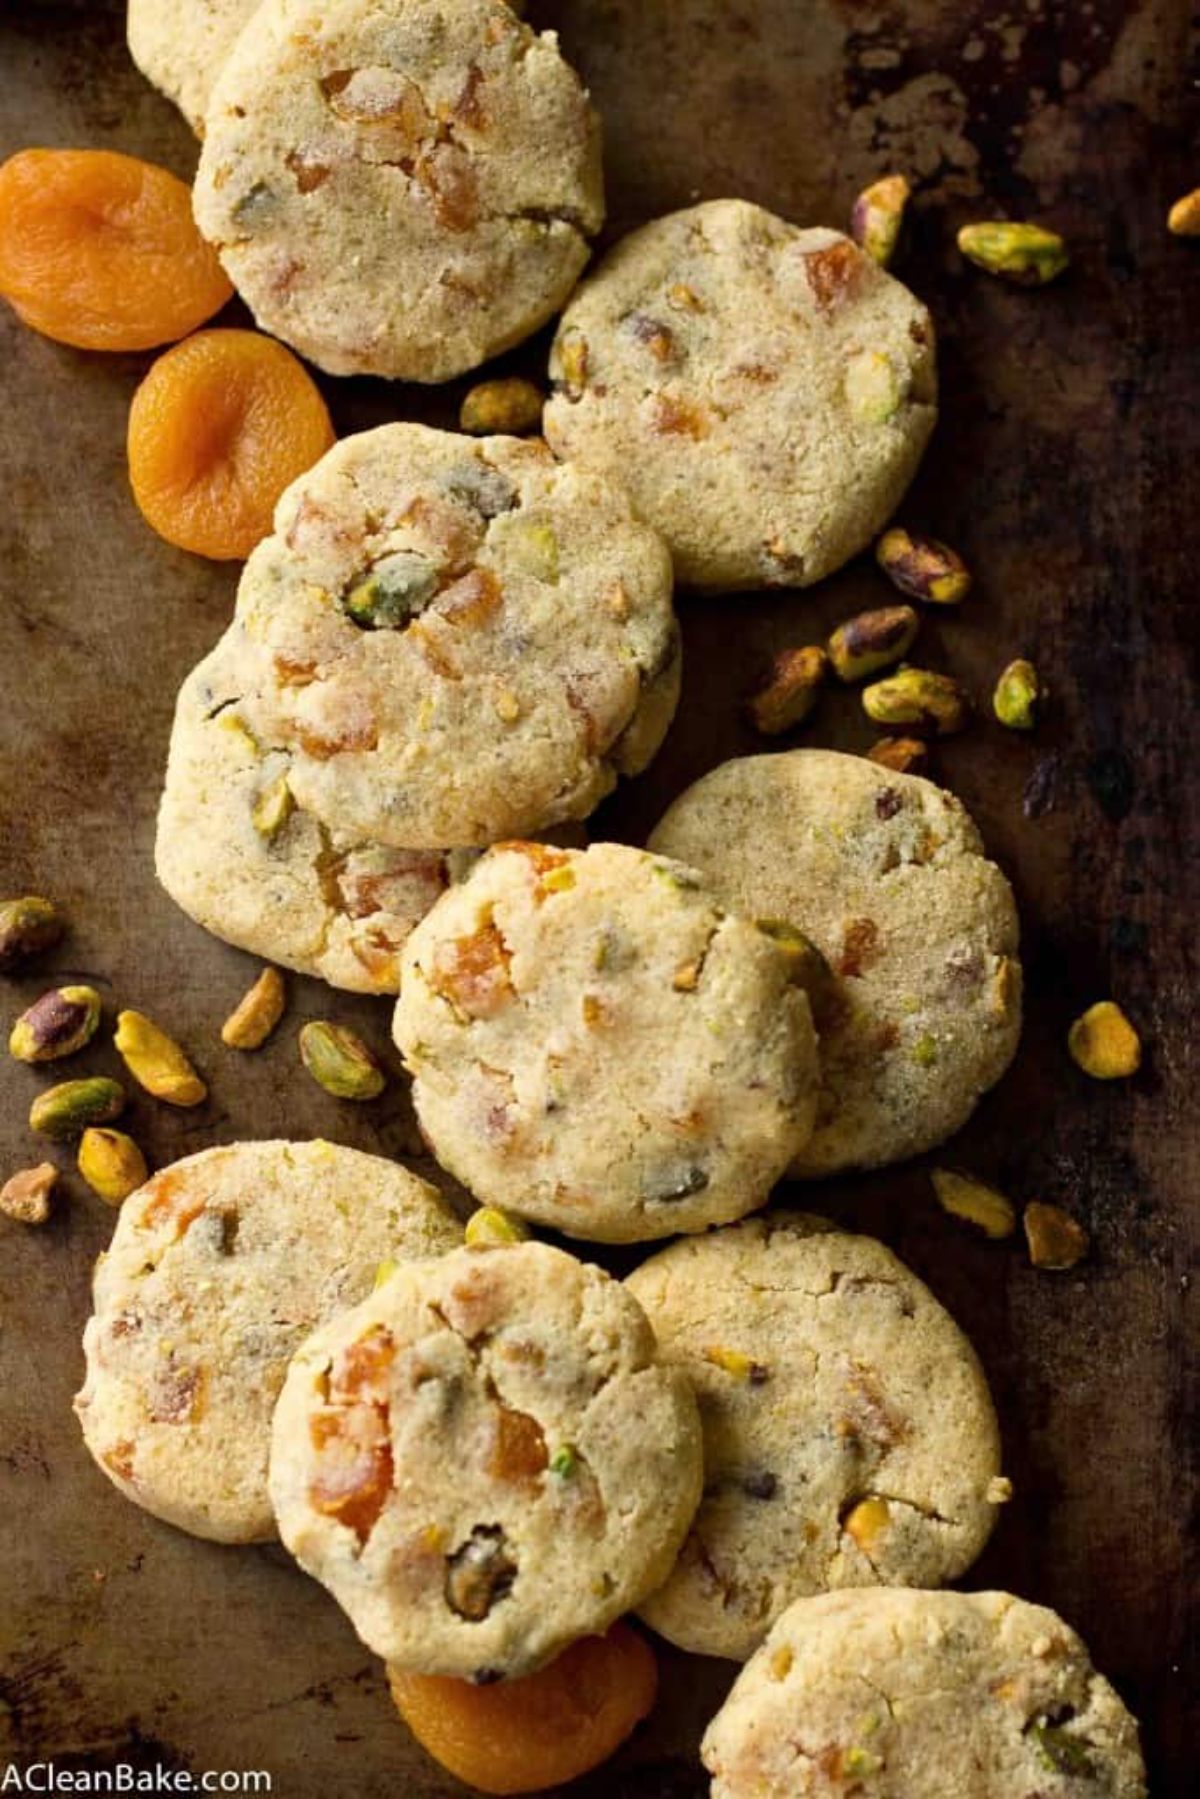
[862,666,971,736]
[747,646,829,735]
[9,985,101,1063]
[876,528,971,605]
[0,897,66,973]
[850,173,911,267]
[828,605,919,683]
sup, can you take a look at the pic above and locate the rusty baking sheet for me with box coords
[0,2,1195,1794]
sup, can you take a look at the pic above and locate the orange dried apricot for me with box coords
[127,329,335,559]
[0,148,232,351]
[389,1622,658,1796]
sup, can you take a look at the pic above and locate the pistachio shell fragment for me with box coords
[78,1127,148,1206]
[221,967,286,1050]
[862,666,970,735]
[1067,1000,1141,1079]
[0,897,66,972]
[931,1168,1016,1239]
[1167,188,1200,236]
[876,527,972,605]
[1024,1202,1089,1271]
[9,985,101,1063]
[30,1077,125,1140]
[299,1020,386,1100]
[993,658,1044,730]
[828,605,919,683]
[0,1163,59,1225]
[850,173,911,266]
[747,645,829,735]
[459,377,545,436]
[958,220,1069,285]
[114,1010,207,1107]
[465,1206,530,1247]
[866,736,929,776]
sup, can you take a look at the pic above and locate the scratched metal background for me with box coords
[0,1,1196,1793]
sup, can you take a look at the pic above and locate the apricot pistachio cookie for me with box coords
[156,626,478,993]
[626,1213,1007,1661]
[649,750,1021,1175]
[543,200,936,590]
[127,1,259,133]
[393,842,819,1242]
[193,0,603,380]
[702,1589,1147,1798]
[268,1240,703,1677]
[74,1141,461,1543]
[230,425,679,850]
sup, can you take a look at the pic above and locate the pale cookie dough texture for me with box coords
[156,624,481,993]
[127,1,260,133]
[268,1240,703,1677]
[702,1589,1147,1798]
[230,425,680,851]
[193,0,603,380]
[393,842,819,1242]
[543,200,936,590]
[626,1213,1006,1661]
[74,1141,461,1543]
[649,750,1021,1175]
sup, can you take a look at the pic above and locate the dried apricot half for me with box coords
[0,148,232,351]
[127,329,335,559]
[388,1622,658,1796]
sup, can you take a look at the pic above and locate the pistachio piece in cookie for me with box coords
[703,1589,1146,1797]
[193,0,603,381]
[393,842,819,1243]
[650,750,1021,1176]
[268,1240,702,1677]
[230,424,678,849]
[627,1213,1007,1660]
[544,200,936,590]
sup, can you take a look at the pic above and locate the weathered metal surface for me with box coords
[0,2,1195,1793]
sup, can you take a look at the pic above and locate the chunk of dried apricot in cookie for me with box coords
[0,149,232,350]
[127,329,334,559]
[388,1621,658,1795]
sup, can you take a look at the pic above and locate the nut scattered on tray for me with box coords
[299,1020,387,1101]
[78,1127,147,1205]
[0,896,66,972]
[746,645,829,734]
[0,1162,58,1225]
[931,1168,1017,1239]
[221,967,286,1050]
[114,1009,207,1106]
[9,985,101,1063]
[1024,1202,1089,1270]
[1068,1001,1142,1080]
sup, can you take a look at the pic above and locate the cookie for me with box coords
[230,424,679,850]
[543,200,936,590]
[626,1212,1007,1661]
[156,625,477,994]
[74,1140,460,1542]
[268,1239,703,1677]
[393,842,819,1243]
[702,1589,1147,1797]
[193,0,603,380]
[127,1,259,133]
[649,750,1021,1174]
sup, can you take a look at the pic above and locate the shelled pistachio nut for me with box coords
[993,658,1044,730]
[459,377,544,436]
[876,527,971,604]
[9,985,101,1063]
[862,666,970,735]
[850,173,911,266]
[866,736,929,776]
[957,220,1069,285]
[0,1162,59,1225]
[0,897,66,972]
[828,605,919,683]
[747,646,829,735]
[299,1020,386,1101]
[221,967,286,1050]
[931,1168,1016,1239]
[1024,1202,1089,1271]
[465,1207,530,1248]
[30,1077,125,1140]
[114,1010,207,1106]
[1167,188,1200,236]
[1067,1001,1141,1079]
[78,1127,148,1206]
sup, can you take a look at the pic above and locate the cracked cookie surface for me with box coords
[703,1588,1147,1797]
[543,199,936,590]
[393,842,819,1243]
[626,1212,1006,1661]
[193,0,603,379]
[156,624,478,992]
[649,750,1021,1175]
[268,1240,703,1676]
[127,0,259,132]
[227,424,678,850]
[74,1141,460,1543]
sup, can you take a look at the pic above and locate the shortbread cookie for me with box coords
[230,425,679,850]
[393,842,818,1242]
[75,1141,460,1542]
[268,1240,703,1677]
[703,1589,1147,1798]
[543,200,936,589]
[649,751,1021,1174]
[627,1213,1006,1660]
[127,1,259,133]
[156,625,476,994]
[193,0,603,380]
